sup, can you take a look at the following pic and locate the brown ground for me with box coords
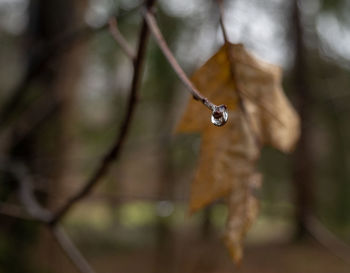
[90,233,350,273]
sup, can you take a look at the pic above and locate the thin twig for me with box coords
[0,8,141,133]
[0,159,97,273]
[50,0,157,226]
[0,5,142,133]
[0,159,52,222]
[143,10,220,112]
[0,94,61,155]
[306,216,350,265]
[15,163,53,222]
[216,0,284,128]
[0,26,91,131]
[0,201,96,273]
[51,225,96,273]
[0,202,32,220]
[109,17,135,60]
[216,0,262,148]
[0,3,157,273]
[216,0,229,44]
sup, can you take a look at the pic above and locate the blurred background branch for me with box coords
[0,158,96,273]
[50,0,157,226]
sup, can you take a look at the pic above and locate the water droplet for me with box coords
[211,105,228,126]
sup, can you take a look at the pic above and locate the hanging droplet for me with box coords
[211,104,228,126]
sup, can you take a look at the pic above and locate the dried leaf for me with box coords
[176,43,300,263]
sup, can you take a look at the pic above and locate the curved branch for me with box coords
[0,159,52,222]
[306,216,350,265]
[143,10,220,112]
[0,160,97,273]
[216,0,229,44]
[51,225,96,273]
[109,17,135,60]
[49,0,157,226]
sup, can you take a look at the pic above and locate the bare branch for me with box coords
[109,17,135,60]
[0,6,142,133]
[143,10,220,112]
[306,216,350,265]
[0,159,52,222]
[15,164,53,222]
[0,3,162,273]
[0,10,134,134]
[0,160,98,273]
[50,0,158,226]
[0,202,32,220]
[51,225,97,273]
[0,26,91,131]
[1,101,60,152]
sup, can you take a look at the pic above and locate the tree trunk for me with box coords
[291,0,315,240]
[0,1,87,272]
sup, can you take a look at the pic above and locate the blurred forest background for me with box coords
[0,0,350,272]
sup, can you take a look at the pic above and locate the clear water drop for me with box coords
[211,105,228,127]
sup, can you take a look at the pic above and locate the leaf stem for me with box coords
[216,0,229,44]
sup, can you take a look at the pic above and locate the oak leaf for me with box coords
[177,43,300,263]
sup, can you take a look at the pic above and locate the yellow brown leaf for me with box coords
[177,43,300,263]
